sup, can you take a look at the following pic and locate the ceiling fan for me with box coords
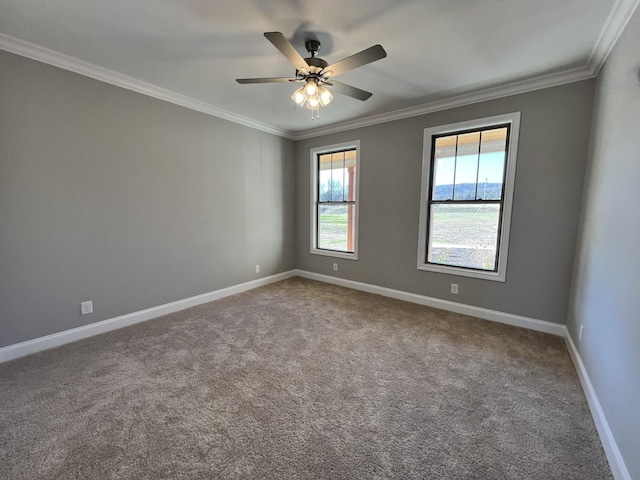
[236,32,387,118]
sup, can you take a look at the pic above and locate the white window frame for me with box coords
[310,140,361,260]
[417,112,520,282]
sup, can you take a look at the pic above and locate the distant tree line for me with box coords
[434,182,502,201]
[320,180,347,202]
[320,181,502,202]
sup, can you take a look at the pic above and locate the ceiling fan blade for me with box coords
[236,77,295,84]
[322,45,386,77]
[328,81,373,101]
[264,32,309,73]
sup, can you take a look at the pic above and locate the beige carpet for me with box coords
[0,277,611,479]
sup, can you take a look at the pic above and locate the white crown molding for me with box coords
[290,0,640,141]
[0,32,594,143]
[0,270,297,363]
[0,33,295,140]
[586,0,640,76]
[290,66,594,140]
[1,0,637,141]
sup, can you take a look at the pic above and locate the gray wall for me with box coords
[567,7,640,478]
[296,81,595,324]
[0,51,296,348]
[1,17,639,476]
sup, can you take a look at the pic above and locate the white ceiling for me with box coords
[1,0,638,139]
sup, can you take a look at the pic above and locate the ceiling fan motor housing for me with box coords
[300,57,329,77]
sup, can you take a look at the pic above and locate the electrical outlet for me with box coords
[255,265,260,273]
[333,263,338,271]
[579,325,584,342]
[80,301,93,315]
[451,283,459,294]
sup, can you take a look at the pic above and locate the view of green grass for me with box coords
[318,205,350,251]
[429,204,500,270]
[431,204,500,246]
[317,203,500,270]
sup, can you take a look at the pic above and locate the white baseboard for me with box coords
[1,269,629,477]
[563,329,631,480]
[0,270,296,364]
[1,269,563,364]
[295,270,565,336]
[297,269,629,478]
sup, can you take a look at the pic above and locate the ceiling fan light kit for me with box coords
[291,80,334,118]
[237,32,386,119]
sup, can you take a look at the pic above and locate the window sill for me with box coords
[311,248,358,261]
[417,262,505,282]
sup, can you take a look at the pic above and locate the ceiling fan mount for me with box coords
[236,32,387,117]
[305,39,321,57]
[301,39,328,74]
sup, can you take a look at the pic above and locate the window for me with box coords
[417,113,520,281]
[310,141,360,260]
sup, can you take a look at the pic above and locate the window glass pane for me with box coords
[318,203,355,252]
[318,154,332,202]
[330,152,345,202]
[428,203,500,270]
[453,132,480,200]
[433,135,456,200]
[477,128,507,200]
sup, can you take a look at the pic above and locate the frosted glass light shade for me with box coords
[305,81,318,96]
[291,87,306,106]
[291,79,332,117]
[306,96,320,110]
[318,86,333,106]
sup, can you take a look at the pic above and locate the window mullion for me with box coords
[474,131,482,199]
[316,153,321,251]
[452,135,459,200]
